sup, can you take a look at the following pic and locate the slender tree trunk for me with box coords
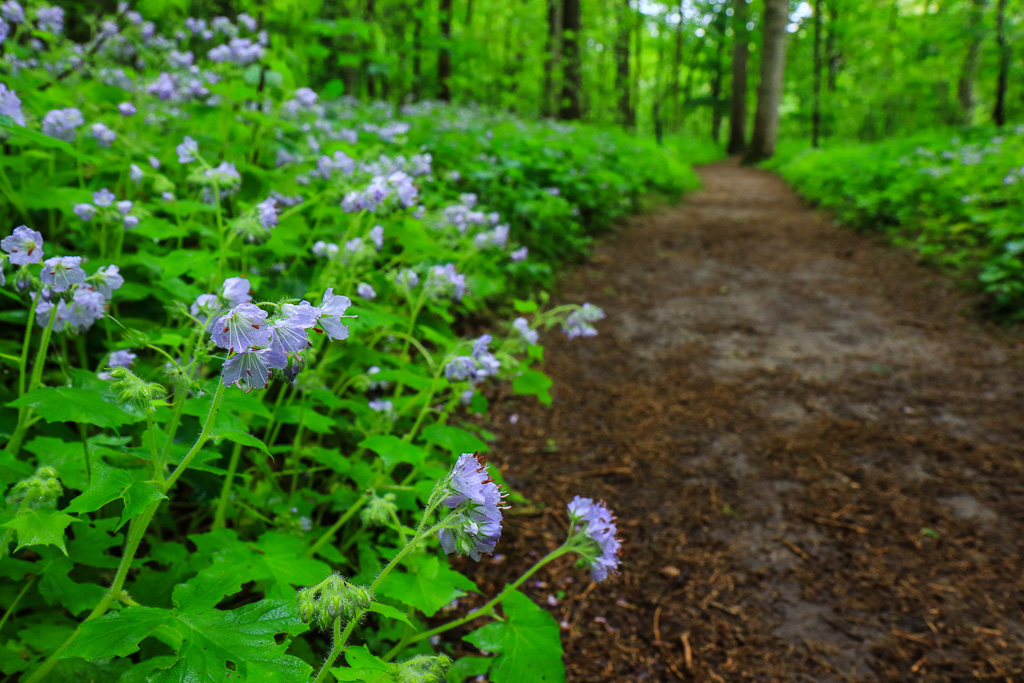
[364,0,377,99]
[465,0,473,26]
[745,0,789,163]
[993,0,1010,126]
[673,2,684,131]
[438,0,453,102]
[654,23,667,145]
[957,0,988,123]
[710,11,726,144]
[542,0,561,118]
[812,0,822,147]
[727,0,748,154]
[559,0,582,120]
[631,1,642,130]
[826,1,839,92]
[615,1,632,126]
[412,0,424,100]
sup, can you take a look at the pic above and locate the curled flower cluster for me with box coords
[41,107,83,142]
[444,334,500,389]
[437,453,507,561]
[567,496,622,582]
[425,263,466,300]
[563,303,605,339]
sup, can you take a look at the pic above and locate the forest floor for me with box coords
[454,159,1024,682]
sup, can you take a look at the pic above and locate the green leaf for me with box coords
[511,370,553,407]
[463,591,565,683]
[3,508,77,555]
[253,532,331,599]
[359,435,427,470]
[376,555,476,617]
[63,461,165,530]
[61,607,168,660]
[213,428,270,454]
[421,424,489,455]
[7,387,142,428]
[23,437,89,490]
[446,656,493,683]
[333,645,393,682]
[366,601,414,627]
[512,299,538,313]
[172,567,246,611]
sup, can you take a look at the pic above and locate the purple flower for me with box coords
[221,277,251,306]
[471,334,491,359]
[92,265,123,298]
[438,453,506,561]
[356,283,376,300]
[395,269,418,289]
[109,349,136,368]
[426,263,466,300]
[91,123,117,147]
[221,347,287,391]
[191,293,221,327]
[512,317,538,345]
[445,356,476,382]
[0,83,24,126]
[238,12,257,31]
[314,288,354,341]
[129,164,143,183]
[368,399,392,413]
[123,215,140,230]
[563,303,605,339]
[312,241,338,258]
[256,198,278,229]
[176,135,198,163]
[162,192,174,201]
[147,72,177,101]
[2,225,43,265]
[369,225,384,251]
[345,237,362,253]
[61,288,106,331]
[212,302,271,353]
[116,200,133,215]
[36,5,63,33]
[567,496,621,582]
[2,2,24,23]
[118,102,137,116]
[41,108,83,142]
[149,155,161,169]
[294,87,318,108]
[93,188,115,207]
[510,247,528,262]
[40,256,86,292]
[270,301,317,354]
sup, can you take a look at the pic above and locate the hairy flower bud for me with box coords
[394,654,452,683]
[7,467,63,509]
[295,574,373,630]
[360,492,398,528]
[108,367,165,406]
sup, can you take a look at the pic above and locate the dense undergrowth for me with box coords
[769,128,1024,319]
[0,4,705,682]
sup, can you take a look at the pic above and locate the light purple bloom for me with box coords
[72,203,95,221]
[238,12,257,31]
[256,198,278,229]
[438,453,506,561]
[41,108,84,142]
[109,349,136,368]
[61,288,106,331]
[221,277,251,306]
[445,356,476,382]
[471,334,491,359]
[512,317,538,345]
[92,265,123,298]
[315,288,354,341]
[116,200,133,215]
[0,83,24,126]
[2,225,43,265]
[426,263,466,300]
[91,123,117,147]
[190,293,220,326]
[93,188,115,207]
[1,2,24,23]
[294,87,318,108]
[176,135,198,164]
[147,72,177,100]
[123,216,140,230]
[148,155,161,169]
[395,269,418,289]
[40,256,86,292]
[356,283,375,300]
[129,164,143,183]
[567,496,621,582]
[161,192,174,201]
[36,5,63,33]
[118,102,137,116]
[368,399,392,413]
[345,237,362,253]
[510,247,528,262]
[312,241,338,258]
[212,302,271,353]
[221,347,287,391]
[563,303,605,339]
[270,301,317,354]
[369,225,384,250]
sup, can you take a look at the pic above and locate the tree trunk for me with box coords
[412,0,424,100]
[630,1,642,130]
[615,1,632,126]
[438,0,453,102]
[826,1,839,92]
[745,0,789,163]
[672,2,684,131]
[957,0,988,123]
[727,0,748,154]
[559,0,582,120]
[465,0,473,26]
[364,0,377,99]
[542,0,561,118]
[710,10,726,144]
[993,0,1009,126]
[812,0,822,147]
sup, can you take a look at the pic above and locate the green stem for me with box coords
[212,441,244,530]
[163,381,226,491]
[310,613,345,683]
[0,575,35,634]
[5,304,57,455]
[305,495,369,558]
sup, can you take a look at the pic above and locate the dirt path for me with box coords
[462,160,1024,681]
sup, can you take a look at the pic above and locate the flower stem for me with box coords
[212,440,243,529]
[5,304,57,455]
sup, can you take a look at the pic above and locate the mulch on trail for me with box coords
[454,159,1024,682]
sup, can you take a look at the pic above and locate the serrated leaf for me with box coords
[172,568,246,611]
[421,424,489,455]
[61,607,167,660]
[7,387,142,428]
[359,435,427,470]
[333,645,392,682]
[367,601,414,627]
[375,555,476,617]
[63,462,165,530]
[446,656,493,683]
[463,591,565,683]
[253,532,331,599]
[3,508,77,554]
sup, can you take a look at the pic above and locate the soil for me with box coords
[456,159,1024,681]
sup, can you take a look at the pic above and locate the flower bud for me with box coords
[16,270,32,293]
[360,492,398,528]
[108,367,165,406]
[394,654,452,683]
[295,574,373,631]
[7,467,63,509]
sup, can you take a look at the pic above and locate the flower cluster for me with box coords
[1,226,122,333]
[563,303,605,338]
[567,496,622,582]
[437,453,507,561]
[74,188,139,229]
[424,263,466,300]
[41,107,83,142]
